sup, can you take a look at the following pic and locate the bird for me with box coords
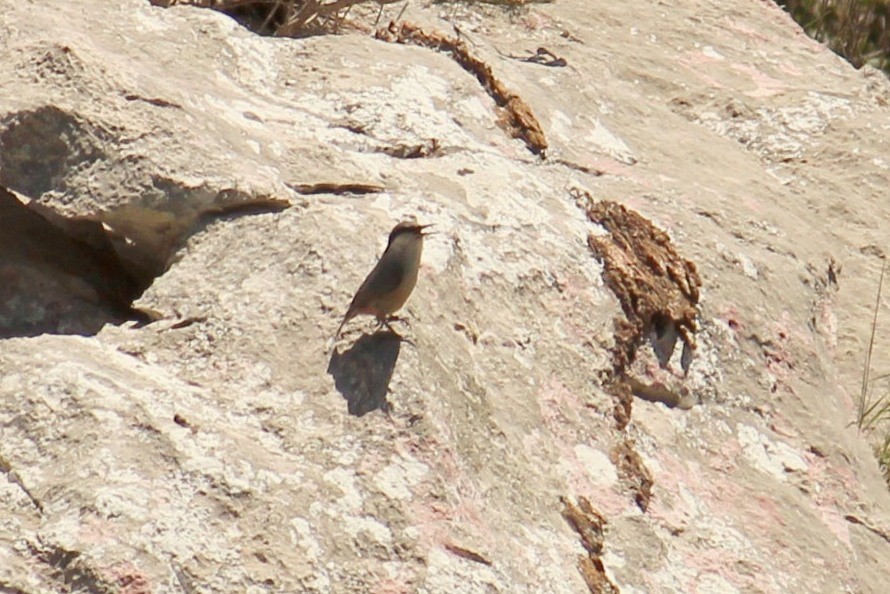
[335,220,432,338]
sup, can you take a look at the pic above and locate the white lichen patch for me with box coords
[736,424,808,481]
[374,456,429,500]
[323,467,364,509]
[573,444,618,487]
[341,515,393,544]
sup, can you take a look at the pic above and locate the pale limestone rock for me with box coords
[1,1,890,593]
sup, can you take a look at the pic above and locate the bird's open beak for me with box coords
[419,224,435,236]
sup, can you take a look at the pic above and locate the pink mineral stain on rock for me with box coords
[678,51,729,89]
[105,563,152,594]
[803,451,857,548]
[732,63,789,98]
[371,576,413,594]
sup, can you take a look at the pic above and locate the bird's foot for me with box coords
[375,317,416,346]
[376,315,411,333]
[385,315,411,327]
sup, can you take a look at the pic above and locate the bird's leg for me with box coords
[377,317,402,335]
[385,314,411,327]
[375,316,415,346]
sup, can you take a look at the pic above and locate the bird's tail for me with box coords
[334,311,352,339]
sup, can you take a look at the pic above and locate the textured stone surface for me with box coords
[2,0,890,593]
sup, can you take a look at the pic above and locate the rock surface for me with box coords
[2,0,890,592]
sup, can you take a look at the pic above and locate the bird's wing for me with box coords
[351,257,404,310]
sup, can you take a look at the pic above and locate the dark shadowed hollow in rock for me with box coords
[0,106,290,338]
[0,186,150,338]
[0,184,288,338]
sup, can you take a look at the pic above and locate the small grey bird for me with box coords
[335,221,432,338]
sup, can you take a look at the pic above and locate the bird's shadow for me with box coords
[327,330,403,416]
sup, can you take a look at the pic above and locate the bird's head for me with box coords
[387,221,433,247]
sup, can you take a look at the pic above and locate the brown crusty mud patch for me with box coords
[574,189,701,428]
[610,438,654,512]
[560,496,620,594]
